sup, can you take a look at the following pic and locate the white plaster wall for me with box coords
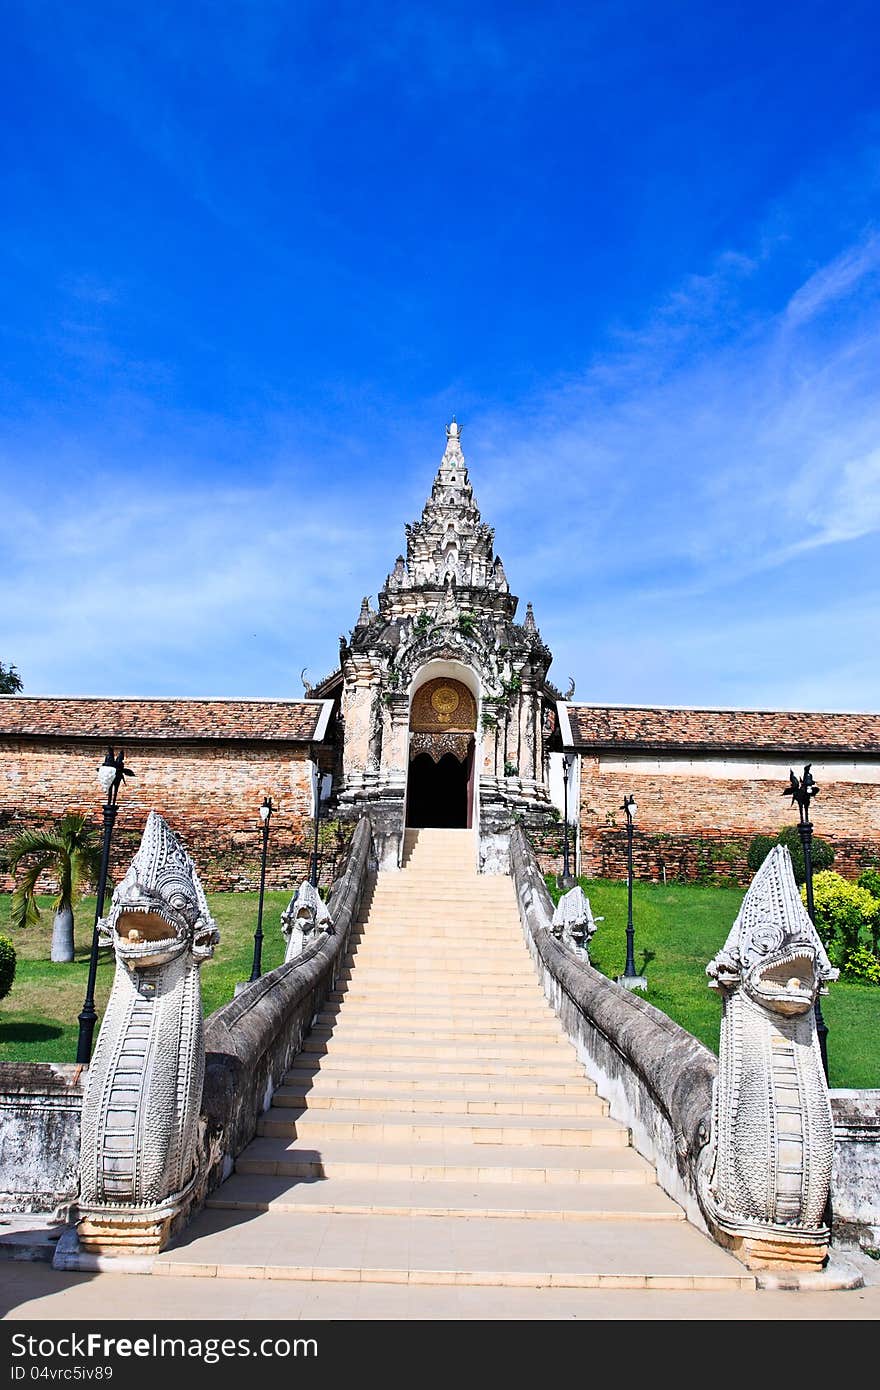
[601,752,880,784]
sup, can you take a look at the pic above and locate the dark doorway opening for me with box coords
[406,750,472,828]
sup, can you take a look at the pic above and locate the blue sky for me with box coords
[2,1,879,709]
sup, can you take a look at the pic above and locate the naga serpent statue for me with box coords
[77,812,219,1255]
[699,844,837,1271]
[281,880,333,963]
[551,886,601,958]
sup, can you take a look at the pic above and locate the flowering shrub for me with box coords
[805,871,880,969]
[840,946,880,986]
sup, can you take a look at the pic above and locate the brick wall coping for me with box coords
[560,702,880,755]
[0,696,335,744]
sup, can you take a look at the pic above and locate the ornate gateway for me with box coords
[410,678,477,733]
[77,812,219,1255]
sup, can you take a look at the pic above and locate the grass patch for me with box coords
[0,891,291,1064]
[547,876,879,1090]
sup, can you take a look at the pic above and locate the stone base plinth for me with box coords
[731,1233,828,1272]
[77,1212,174,1257]
[75,1179,196,1258]
[616,974,648,993]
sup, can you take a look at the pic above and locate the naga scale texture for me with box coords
[699,844,837,1271]
[281,880,333,963]
[78,812,219,1254]
[551,886,600,958]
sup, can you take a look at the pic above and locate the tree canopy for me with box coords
[0,662,23,693]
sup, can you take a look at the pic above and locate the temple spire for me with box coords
[443,417,464,463]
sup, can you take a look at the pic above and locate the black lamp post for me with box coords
[616,793,647,991]
[248,796,273,984]
[76,746,134,1065]
[784,764,829,1081]
[559,751,577,890]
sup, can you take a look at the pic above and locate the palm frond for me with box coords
[5,829,66,872]
[9,856,52,930]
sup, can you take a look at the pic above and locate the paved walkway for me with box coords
[4,1257,879,1320]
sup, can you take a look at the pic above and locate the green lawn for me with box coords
[0,891,291,1064]
[547,876,879,1091]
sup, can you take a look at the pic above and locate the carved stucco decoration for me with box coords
[698,844,837,1271]
[410,677,477,732]
[78,812,219,1255]
[394,627,489,692]
[410,731,473,764]
[281,880,333,962]
[551,886,601,957]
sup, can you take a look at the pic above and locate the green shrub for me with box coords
[746,834,776,872]
[806,871,880,963]
[0,934,15,1000]
[857,867,880,901]
[747,827,834,885]
[840,946,880,986]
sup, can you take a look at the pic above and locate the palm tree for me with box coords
[7,814,104,963]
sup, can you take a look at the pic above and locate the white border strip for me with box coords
[312,699,335,743]
[566,700,880,717]
[556,700,575,748]
[0,695,332,706]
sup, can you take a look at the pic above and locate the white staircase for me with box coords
[156,829,753,1291]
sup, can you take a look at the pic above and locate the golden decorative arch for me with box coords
[409,677,477,733]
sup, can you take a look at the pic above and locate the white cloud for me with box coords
[785,233,880,326]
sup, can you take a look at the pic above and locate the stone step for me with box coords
[155,1209,754,1289]
[287,1054,587,1080]
[342,957,529,974]
[343,939,522,950]
[356,912,516,923]
[285,1065,596,1096]
[335,966,537,982]
[235,1137,656,1185]
[349,927,519,940]
[366,883,514,894]
[308,1023,565,1045]
[270,1085,607,1117]
[315,1005,556,1026]
[256,1107,629,1148]
[361,897,516,909]
[205,1174,684,1221]
[329,984,543,1003]
[300,1038,573,1062]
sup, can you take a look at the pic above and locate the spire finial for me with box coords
[446,416,461,441]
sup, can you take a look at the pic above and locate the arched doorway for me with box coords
[406,676,477,829]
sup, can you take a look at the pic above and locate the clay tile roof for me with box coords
[0,697,333,744]
[563,704,880,755]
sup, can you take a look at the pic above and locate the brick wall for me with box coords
[0,739,347,893]
[578,755,880,883]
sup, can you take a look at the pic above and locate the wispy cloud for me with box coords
[785,232,880,326]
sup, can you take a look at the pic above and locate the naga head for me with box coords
[551,886,599,952]
[281,880,332,942]
[100,812,219,969]
[707,845,836,1015]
